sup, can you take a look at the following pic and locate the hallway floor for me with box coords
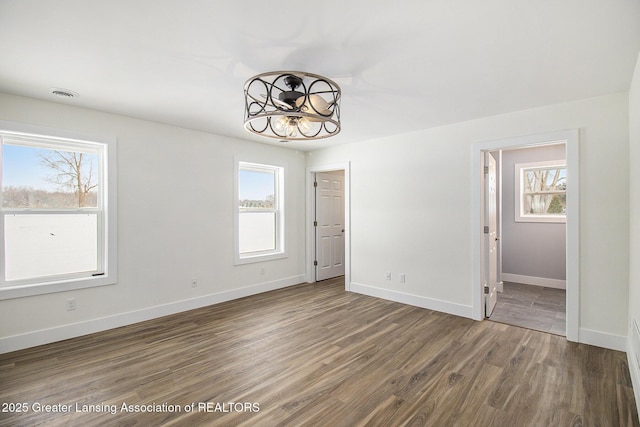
[489,281,566,336]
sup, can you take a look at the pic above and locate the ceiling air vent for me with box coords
[49,88,78,99]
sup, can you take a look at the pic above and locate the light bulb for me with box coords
[297,117,312,133]
[273,115,289,133]
[273,115,314,138]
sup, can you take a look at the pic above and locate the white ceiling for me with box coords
[1,0,639,151]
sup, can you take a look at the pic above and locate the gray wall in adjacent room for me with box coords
[501,144,566,281]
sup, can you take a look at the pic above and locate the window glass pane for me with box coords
[522,166,566,216]
[523,167,566,193]
[2,143,99,208]
[239,212,276,253]
[524,194,566,215]
[4,213,98,281]
[239,168,275,209]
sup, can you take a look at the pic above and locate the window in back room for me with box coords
[515,160,566,223]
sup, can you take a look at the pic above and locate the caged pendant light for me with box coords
[243,71,341,140]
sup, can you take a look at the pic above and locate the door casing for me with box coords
[484,152,498,317]
[472,130,579,342]
[315,171,346,281]
[306,162,351,289]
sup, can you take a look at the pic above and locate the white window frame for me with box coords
[234,160,285,265]
[0,123,117,299]
[515,159,566,223]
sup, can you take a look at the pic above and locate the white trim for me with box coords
[306,162,351,290]
[578,327,627,352]
[628,329,640,415]
[496,151,504,293]
[565,135,580,342]
[501,273,566,290]
[350,282,473,319]
[628,351,640,419]
[472,129,579,342]
[0,274,304,354]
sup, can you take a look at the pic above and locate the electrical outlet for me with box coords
[191,278,198,288]
[66,298,77,311]
[385,272,391,280]
[399,273,406,283]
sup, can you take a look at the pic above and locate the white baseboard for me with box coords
[629,345,640,420]
[629,320,640,415]
[350,282,473,319]
[0,275,304,354]
[501,273,566,290]
[578,327,627,352]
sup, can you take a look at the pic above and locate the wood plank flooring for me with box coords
[1,277,637,426]
[489,281,566,335]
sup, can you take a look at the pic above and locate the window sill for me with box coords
[0,274,116,300]
[234,251,287,265]
[515,215,566,224]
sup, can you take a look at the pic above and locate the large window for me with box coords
[0,128,116,299]
[235,161,285,264]
[515,160,566,223]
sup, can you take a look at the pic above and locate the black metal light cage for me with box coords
[244,71,341,140]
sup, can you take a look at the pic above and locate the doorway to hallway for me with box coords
[472,129,579,341]
[485,143,567,336]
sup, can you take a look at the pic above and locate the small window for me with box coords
[515,160,566,223]
[0,129,117,299]
[235,161,285,264]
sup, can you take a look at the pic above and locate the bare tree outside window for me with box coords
[522,166,566,215]
[40,151,98,208]
[1,135,111,287]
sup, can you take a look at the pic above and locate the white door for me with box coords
[315,172,345,281]
[485,153,498,317]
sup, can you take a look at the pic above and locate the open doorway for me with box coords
[487,144,567,336]
[472,130,579,342]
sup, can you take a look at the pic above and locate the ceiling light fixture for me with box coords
[244,71,341,140]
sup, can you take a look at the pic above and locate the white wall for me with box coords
[501,145,566,283]
[307,93,630,348]
[0,90,632,354]
[628,52,640,411]
[0,93,307,352]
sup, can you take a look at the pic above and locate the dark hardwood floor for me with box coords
[1,277,637,426]
[489,281,566,335]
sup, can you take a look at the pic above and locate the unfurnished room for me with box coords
[1,1,640,426]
